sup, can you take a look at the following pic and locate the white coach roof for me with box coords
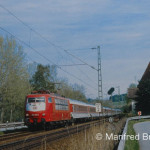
[69,99,95,107]
[69,99,121,112]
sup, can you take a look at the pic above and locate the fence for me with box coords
[117,115,150,150]
[0,122,26,131]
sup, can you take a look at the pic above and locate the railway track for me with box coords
[0,119,109,150]
[0,129,52,146]
[0,131,31,142]
[0,123,83,144]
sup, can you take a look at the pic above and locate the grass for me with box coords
[124,119,150,150]
[37,118,126,150]
[0,131,3,135]
[124,120,140,150]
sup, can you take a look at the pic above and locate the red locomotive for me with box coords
[24,90,121,129]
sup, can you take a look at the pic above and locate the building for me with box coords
[127,62,150,114]
[141,62,150,81]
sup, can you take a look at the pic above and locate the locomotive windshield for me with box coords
[28,97,45,103]
[26,97,46,111]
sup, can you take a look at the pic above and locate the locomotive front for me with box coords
[25,94,47,128]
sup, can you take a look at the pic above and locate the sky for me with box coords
[0,0,150,99]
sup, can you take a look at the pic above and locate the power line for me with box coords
[68,58,98,86]
[0,26,97,91]
[59,64,86,66]
[0,4,97,72]
[62,49,98,86]
[65,48,92,51]
[26,57,97,98]
[64,50,98,71]
[0,5,98,92]
[0,4,66,52]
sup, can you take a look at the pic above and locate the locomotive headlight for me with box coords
[42,113,45,116]
[26,114,29,117]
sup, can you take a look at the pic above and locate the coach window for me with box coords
[48,97,52,103]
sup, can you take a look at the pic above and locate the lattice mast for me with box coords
[97,46,103,100]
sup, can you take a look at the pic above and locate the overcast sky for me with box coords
[0,0,150,99]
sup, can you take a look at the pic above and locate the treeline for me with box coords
[0,36,87,123]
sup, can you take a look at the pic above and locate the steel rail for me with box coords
[0,119,106,150]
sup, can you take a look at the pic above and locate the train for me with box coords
[24,90,121,129]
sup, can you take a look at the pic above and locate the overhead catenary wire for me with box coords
[0,4,97,72]
[67,56,98,86]
[0,26,97,91]
[65,48,92,51]
[64,50,98,71]
[63,48,98,86]
[0,4,61,50]
[0,4,98,90]
[61,47,98,86]
[26,58,97,97]
[0,4,99,93]
[59,64,86,66]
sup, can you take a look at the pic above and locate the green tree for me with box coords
[121,104,132,113]
[135,80,150,115]
[57,78,86,102]
[30,64,57,92]
[0,36,31,122]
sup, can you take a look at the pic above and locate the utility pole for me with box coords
[116,86,121,107]
[97,46,103,100]
[92,46,103,100]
